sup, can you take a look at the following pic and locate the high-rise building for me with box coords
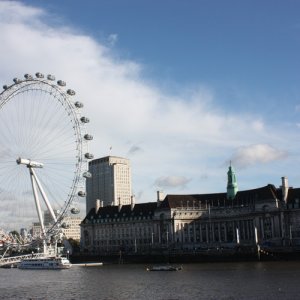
[86,156,132,212]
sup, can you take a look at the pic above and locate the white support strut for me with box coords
[30,168,57,223]
[18,157,60,255]
[29,168,46,237]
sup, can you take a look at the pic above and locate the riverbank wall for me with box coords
[70,246,300,264]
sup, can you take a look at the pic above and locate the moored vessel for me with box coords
[18,256,71,270]
[146,265,182,271]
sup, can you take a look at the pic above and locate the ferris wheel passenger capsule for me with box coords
[57,80,66,86]
[71,207,80,214]
[47,74,55,81]
[35,72,44,78]
[67,89,75,96]
[85,153,94,159]
[83,171,92,178]
[75,101,84,108]
[24,74,33,80]
[84,134,93,141]
[78,191,86,197]
[13,78,21,84]
[61,222,70,229]
[3,85,8,90]
[80,116,89,123]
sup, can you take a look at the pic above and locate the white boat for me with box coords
[72,262,103,267]
[146,265,182,271]
[18,256,71,270]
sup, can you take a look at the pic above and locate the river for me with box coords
[0,261,299,299]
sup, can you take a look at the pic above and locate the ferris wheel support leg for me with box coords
[29,167,47,251]
[30,168,58,223]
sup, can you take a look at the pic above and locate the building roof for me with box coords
[285,187,300,204]
[89,155,129,165]
[83,202,157,223]
[160,185,278,209]
[83,184,297,224]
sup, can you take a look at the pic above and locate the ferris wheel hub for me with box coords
[16,157,44,168]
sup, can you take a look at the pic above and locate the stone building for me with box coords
[81,166,300,254]
[62,216,82,241]
[31,210,81,241]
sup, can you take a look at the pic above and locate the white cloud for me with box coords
[231,144,287,168]
[0,1,44,23]
[0,1,298,230]
[154,176,191,189]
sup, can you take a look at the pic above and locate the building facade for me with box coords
[31,211,81,241]
[62,216,81,241]
[86,156,132,213]
[82,199,157,253]
[81,168,300,254]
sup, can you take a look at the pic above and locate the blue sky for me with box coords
[22,0,300,118]
[1,0,300,211]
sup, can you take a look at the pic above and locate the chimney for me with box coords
[281,176,289,203]
[157,190,164,207]
[95,199,100,214]
[118,197,122,212]
[131,195,135,211]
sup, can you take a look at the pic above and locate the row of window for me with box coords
[89,216,153,223]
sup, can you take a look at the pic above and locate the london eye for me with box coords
[0,73,93,248]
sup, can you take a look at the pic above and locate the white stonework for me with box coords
[81,182,300,254]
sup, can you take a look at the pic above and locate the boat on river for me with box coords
[72,262,103,267]
[18,256,71,270]
[146,265,182,271]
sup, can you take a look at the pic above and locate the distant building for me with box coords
[43,209,59,225]
[86,156,132,212]
[81,166,300,254]
[31,222,49,238]
[20,228,28,239]
[62,216,81,241]
[31,210,81,241]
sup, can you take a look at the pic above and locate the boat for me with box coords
[1,263,17,269]
[72,262,103,267]
[146,265,182,271]
[18,256,71,270]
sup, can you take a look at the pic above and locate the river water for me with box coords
[0,261,300,299]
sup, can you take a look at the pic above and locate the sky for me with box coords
[0,0,300,215]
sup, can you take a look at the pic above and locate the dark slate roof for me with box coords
[83,202,157,222]
[235,184,278,202]
[160,185,278,209]
[286,188,300,204]
[82,185,281,223]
